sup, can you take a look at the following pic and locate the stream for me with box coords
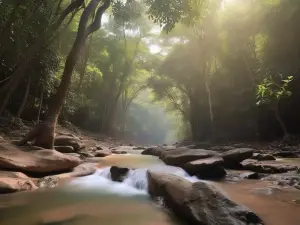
[0,154,300,225]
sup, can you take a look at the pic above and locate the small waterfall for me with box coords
[69,165,200,196]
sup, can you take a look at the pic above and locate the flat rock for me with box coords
[147,171,264,225]
[242,159,298,174]
[221,148,254,169]
[160,148,217,167]
[54,146,75,153]
[273,151,299,158]
[0,141,81,174]
[183,157,226,179]
[54,135,83,151]
[251,153,276,161]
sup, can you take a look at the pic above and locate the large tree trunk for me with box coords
[16,75,31,118]
[20,0,111,148]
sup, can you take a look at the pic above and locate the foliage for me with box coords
[257,74,293,106]
[1,0,300,143]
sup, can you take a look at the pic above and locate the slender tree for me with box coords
[20,0,111,148]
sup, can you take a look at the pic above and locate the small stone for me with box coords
[96,145,103,150]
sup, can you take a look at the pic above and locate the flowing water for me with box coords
[0,154,300,225]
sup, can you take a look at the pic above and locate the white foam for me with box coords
[69,165,204,196]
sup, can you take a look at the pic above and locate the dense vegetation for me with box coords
[0,0,299,146]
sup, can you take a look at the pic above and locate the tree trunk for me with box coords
[20,0,111,148]
[205,80,215,139]
[16,75,31,118]
[189,99,202,141]
[78,35,93,90]
[274,100,288,137]
[37,81,44,123]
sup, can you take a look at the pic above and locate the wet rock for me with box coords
[0,141,81,174]
[54,135,83,151]
[273,151,298,158]
[183,157,226,179]
[264,171,300,189]
[64,153,81,158]
[160,148,217,167]
[210,146,235,152]
[54,146,75,153]
[133,146,146,150]
[110,166,129,182]
[221,148,254,169]
[72,163,97,177]
[94,150,111,157]
[78,151,94,158]
[141,146,166,157]
[0,171,37,193]
[242,159,298,174]
[0,177,37,193]
[251,153,276,161]
[147,171,264,225]
[96,145,103,150]
[240,172,260,179]
[37,176,59,188]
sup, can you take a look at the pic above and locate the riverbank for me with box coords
[0,123,300,225]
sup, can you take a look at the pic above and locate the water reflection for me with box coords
[0,187,179,225]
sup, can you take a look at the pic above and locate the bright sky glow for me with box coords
[149,44,161,54]
[221,0,237,9]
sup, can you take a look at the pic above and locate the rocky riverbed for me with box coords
[0,125,300,225]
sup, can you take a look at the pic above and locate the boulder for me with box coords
[183,157,226,179]
[72,163,97,177]
[221,148,254,169]
[54,135,83,151]
[147,171,264,225]
[54,146,75,153]
[141,147,165,157]
[160,148,217,167]
[0,171,37,193]
[0,141,81,174]
[242,159,298,174]
[94,150,111,157]
[110,166,129,182]
[251,153,276,161]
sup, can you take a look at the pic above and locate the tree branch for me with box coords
[86,0,111,35]
[53,0,85,30]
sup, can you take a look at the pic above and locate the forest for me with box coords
[0,0,299,146]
